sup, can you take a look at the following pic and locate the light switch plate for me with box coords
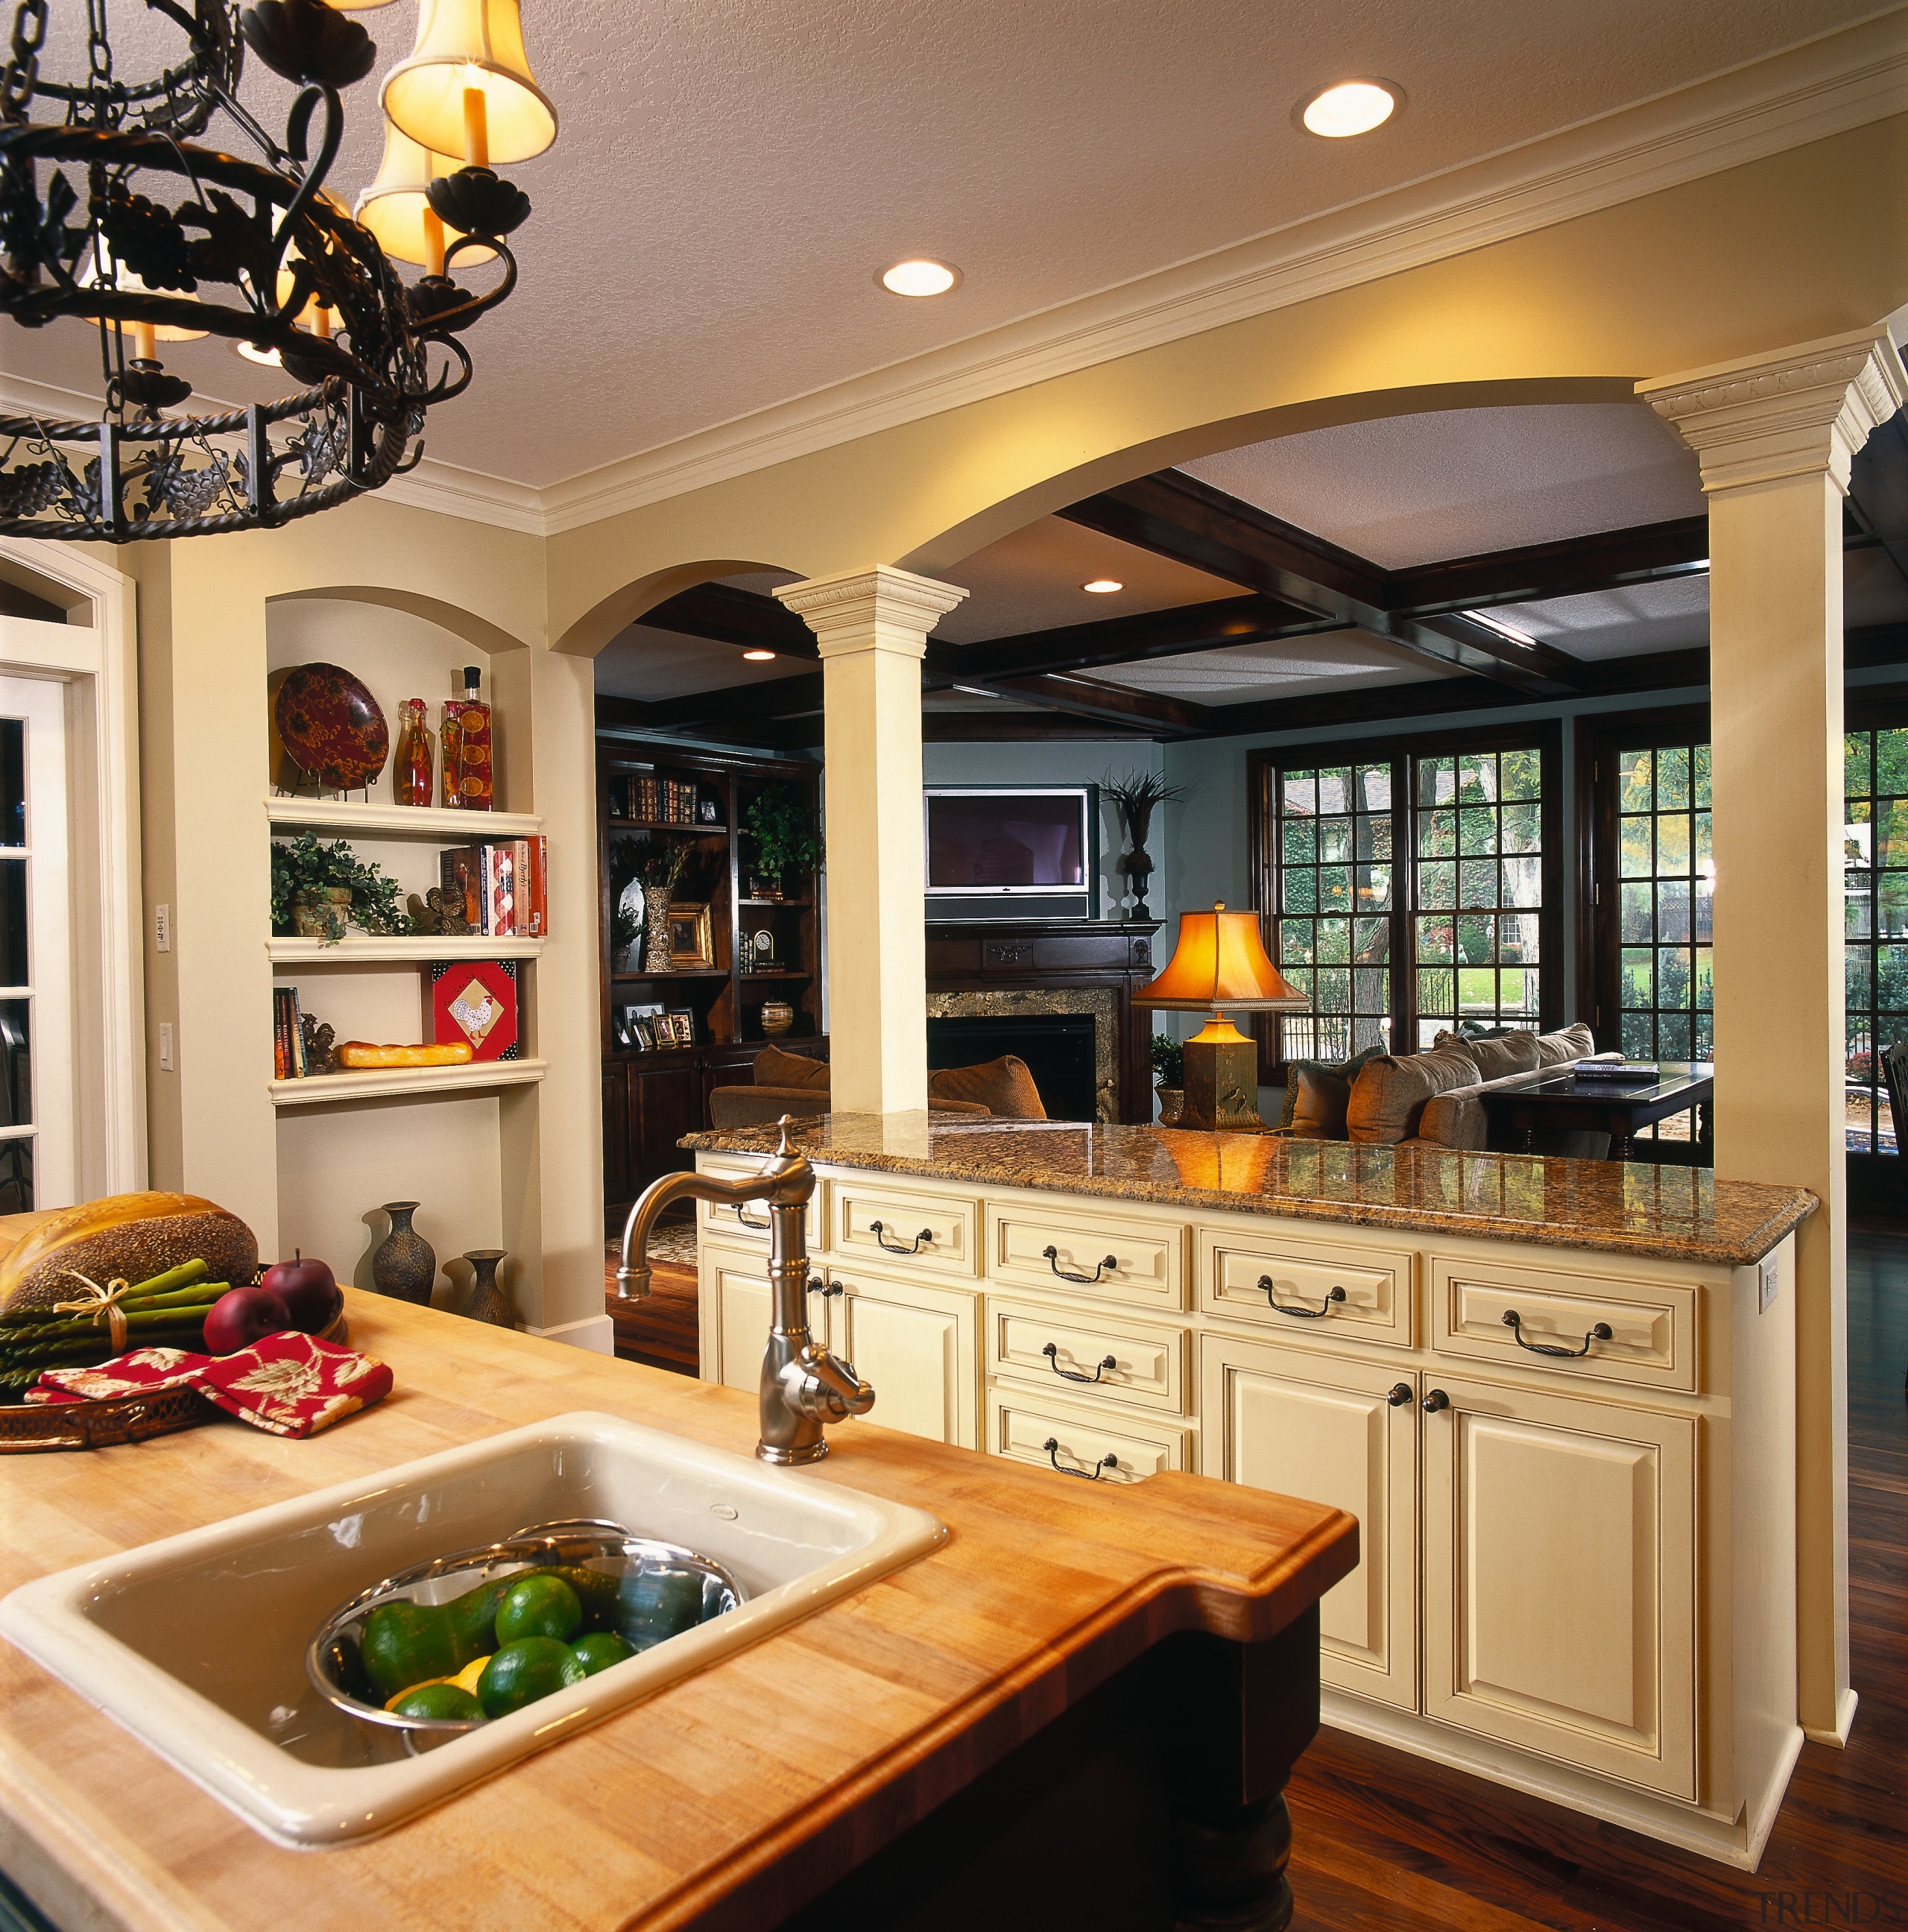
[1758,1253,1779,1313]
[157,1023,173,1073]
[154,903,170,953]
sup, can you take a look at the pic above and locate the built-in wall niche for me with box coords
[265,596,511,813]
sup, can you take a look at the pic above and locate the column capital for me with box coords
[1639,326,1907,496]
[774,565,968,659]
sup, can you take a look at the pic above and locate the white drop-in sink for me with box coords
[0,1412,945,1848]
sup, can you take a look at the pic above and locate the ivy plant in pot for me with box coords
[1150,1032,1186,1127]
[743,786,822,899]
[270,833,411,943]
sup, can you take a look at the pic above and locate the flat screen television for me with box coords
[923,786,1098,918]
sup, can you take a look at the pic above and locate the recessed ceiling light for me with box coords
[1298,79,1401,139]
[1082,578,1123,594]
[880,259,959,297]
[236,340,282,367]
[742,648,777,662]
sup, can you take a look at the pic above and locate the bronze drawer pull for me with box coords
[1042,1342,1118,1385]
[1044,1245,1119,1284]
[1386,1383,1413,1407]
[1502,1309,1614,1359]
[1259,1276,1347,1319]
[1043,1437,1119,1480]
[870,1219,934,1255]
[1422,1388,1450,1413]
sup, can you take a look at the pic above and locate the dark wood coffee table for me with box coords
[1477,1061,1713,1161]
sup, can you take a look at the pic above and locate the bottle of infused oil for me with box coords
[394,698,432,806]
[454,665,493,810]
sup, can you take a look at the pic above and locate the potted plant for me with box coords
[1103,771,1189,921]
[270,833,409,943]
[1150,1032,1185,1126]
[610,902,641,973]
[743,786,822,899]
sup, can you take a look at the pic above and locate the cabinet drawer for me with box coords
[986,1204,1185,1312]
[833,1179,979,1278]
[1198,1228,1414,1349]
[694,1155,822,1249]
[1430,1254,1697,1392]
[987,1385,1190,1485]
[985,1297,1187,1415]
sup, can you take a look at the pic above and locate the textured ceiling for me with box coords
[3,1,1880,482]
[1180,404,1705,566]
[1094,632,1451,704]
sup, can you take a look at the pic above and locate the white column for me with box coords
[774,567,967,1114]
[1644,327,1907,1747]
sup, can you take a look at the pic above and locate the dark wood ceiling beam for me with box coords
[1388,517,1712,616]
[1848,415,1908,593]
[969,671,1216,737]
[1058,470,1583,697]
[596,672,825,735]
[637,583,821,659]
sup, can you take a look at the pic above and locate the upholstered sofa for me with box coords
[707,1042,1048,1128]
[1277,1023,1607,1156]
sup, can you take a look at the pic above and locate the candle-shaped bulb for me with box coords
[461,84,489,167]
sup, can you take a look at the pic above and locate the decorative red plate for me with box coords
[274,663,389,791]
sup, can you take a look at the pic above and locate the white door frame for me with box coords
[0,541,145,1198]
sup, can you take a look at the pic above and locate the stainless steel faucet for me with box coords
[614,1117,875,1464]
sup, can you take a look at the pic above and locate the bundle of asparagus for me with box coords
[0,1260,226,1401]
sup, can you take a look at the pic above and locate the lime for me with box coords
[569,1632,634,1677]
[443,1578,513,1661]
[494,1573,583,1646]
[552,1564,624,1630]
[391,1682,485,1723]
[361,1600,461,1702]
[477,1637,586,1717]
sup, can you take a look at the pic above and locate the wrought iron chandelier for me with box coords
[0,0,557,540]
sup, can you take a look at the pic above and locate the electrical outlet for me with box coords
[154,903,170,953]
[158,1023,174,1073]
[1758,1253,1779,1313]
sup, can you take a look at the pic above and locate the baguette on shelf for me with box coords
[335,1041,476,1070]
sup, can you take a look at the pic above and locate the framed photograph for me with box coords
[666,1008,695,1046]
[698,795,720,824]
[631,1018,654,1051]
[666,901,715,970]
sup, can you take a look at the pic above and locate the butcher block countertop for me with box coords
[0,1289,1356,1932]
[686,1113,1816,1269]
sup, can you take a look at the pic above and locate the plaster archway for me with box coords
[553,560,800,660]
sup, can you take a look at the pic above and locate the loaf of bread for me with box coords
[335,1041,476,1069]
[0,1192,258,1315]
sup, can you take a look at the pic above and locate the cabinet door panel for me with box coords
[831,1269,979,1450]
[703,1249,770,1395]
[1200,1334,1418,1710]
[1422,1374,1697,1798]
[628,1065,700,1185]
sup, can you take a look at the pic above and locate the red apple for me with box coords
[259,1251,341,1334]
[203,1284,291,1355]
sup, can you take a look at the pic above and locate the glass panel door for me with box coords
[0,678,73,1210]
[1613,742,1713,1066]
[1843,726,1908,1156]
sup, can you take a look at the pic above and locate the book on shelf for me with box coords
[272,985,307,1079]
[625,774,704,825]
[440,839,548,939]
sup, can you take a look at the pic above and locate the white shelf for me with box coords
[271,1058,547,1107]
[265,795,543,840]
[268,936,545,963]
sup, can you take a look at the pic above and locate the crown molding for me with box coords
[537,8,1908,537]
[0,372,546,537]
[7,11,1906,544]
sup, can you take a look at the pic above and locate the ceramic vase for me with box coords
[372,1202,435,1304]
[461,1250,511,1327]
[759,1000,795,1037]
[645,889,673,972]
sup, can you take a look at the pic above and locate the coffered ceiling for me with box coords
[2,0,1889,485]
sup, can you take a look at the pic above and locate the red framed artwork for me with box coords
[429,959,521,1061]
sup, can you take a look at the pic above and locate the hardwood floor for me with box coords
[1283,1219,1908,1931]
[603,1213,699,1376]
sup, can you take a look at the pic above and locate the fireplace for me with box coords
[928,1012,1099,1123]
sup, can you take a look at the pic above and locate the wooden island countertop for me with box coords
[0,1289,1356,1932]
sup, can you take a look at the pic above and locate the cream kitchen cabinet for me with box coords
[822,1261,982,1451]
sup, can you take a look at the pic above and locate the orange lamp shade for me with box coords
[1133,901,1306,1013]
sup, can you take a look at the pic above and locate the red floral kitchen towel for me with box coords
[25,1331,393,1438]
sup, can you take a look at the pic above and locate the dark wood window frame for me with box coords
[1248,722,1565,1082]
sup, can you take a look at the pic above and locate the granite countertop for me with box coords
[685,1114,1817,1268]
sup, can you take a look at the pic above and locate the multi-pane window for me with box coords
[1265,740,1549,1063]
[1615,744,1713,1063]
[1274,764,1394,1061]
[1842,727,1908,1155]
[1412,748,1544,1047]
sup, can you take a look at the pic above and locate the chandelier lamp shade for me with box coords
[0,0,557,541]
[380,0,557,167]
[1133,902,1307,1131]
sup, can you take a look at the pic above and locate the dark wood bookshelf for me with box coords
[598,737,824,1203]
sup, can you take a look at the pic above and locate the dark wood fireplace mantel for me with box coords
[926,919,1163,1123]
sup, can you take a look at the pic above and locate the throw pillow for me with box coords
[1451,1030,1542,1082]
[1289,1064,1353,1140]
[1533,1023,1596,1067]
[1345,1047,1480,1145]
[754,1043,831,1090]
[929,1054,1048,1120]
[1279,1041,1388,1128]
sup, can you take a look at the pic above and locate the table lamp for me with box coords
[1134,901,1307,1131]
